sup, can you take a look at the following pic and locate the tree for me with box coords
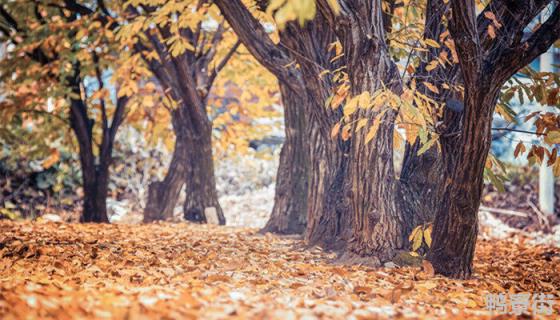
[215,0,317,235]
[219,0,560,276]
[426,0,560,278]
[0,0,131,222]
[119,1,246,224]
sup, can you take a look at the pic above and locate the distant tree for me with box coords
[0,0,133,222]
[119,1,244,224]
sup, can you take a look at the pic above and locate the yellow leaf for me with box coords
[417,135,439,155]
[409,225,422,242]
[423,82,439,94]
[341,124,351,141]
[393,129,403,150]
[554,158,560,177]
[357,91,371,108]
[327,0,341,14]
[424,225,432,247]
[331,122,341,139]
[42,149,60,169]
[425,39,440,48]
[355,118,368,132]
[412,230,423,251]
[343,96,359,117]
[365,112,384,144]
[545,130,560,145]
[425,60,438,71]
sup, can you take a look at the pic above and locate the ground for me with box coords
[1,221,559,319]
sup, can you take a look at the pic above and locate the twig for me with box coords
[527,200,551,232]
[478,206,528,218]
[492,128,545,136]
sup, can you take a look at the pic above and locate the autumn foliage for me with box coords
[1,0,560,317]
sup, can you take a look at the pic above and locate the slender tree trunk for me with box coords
[80,164,110,223]
[261,84,309,234]
[427,89,499,279]
[182,120,225,225]
[69,94,111,223]
[144,110,188,222]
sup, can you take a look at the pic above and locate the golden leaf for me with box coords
[424,225,433,248]
[423,82,440,94]
[331,122,341,139]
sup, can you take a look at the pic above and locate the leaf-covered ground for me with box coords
[0,221,559,319]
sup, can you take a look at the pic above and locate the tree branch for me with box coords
[448,0,482,87]
[493,5,560,84]
[213,0,302,94]
[207,40,241,90]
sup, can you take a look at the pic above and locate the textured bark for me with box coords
[261,84,308,234]
[428,88,499,279]
[427,0,560,278]
[143,111,188,222]
[217,0,332,236]
[182,118,225,225]
[305,122,352,249]
[279,16,353,248]
[132,11,238,225]
[398,0,556,237]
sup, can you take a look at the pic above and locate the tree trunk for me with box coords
[69,92,111,223]
[427,89,499,279]
[310,1,407,263]
[182,117,226,225]
[261,83,309,234]
[144,110,188,222]
[80,165,110,223]
[304,122,353,250]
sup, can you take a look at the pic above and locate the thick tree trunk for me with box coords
[261,84,308,234]
[143,140,187,222]
[427,89,499,279]
[305,123,353,249]
[144,106,226,225]
[143,110,188,222]
[182,118,225,225]
[311,1,407,264]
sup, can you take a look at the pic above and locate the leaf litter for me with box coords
[0,220,559,319]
